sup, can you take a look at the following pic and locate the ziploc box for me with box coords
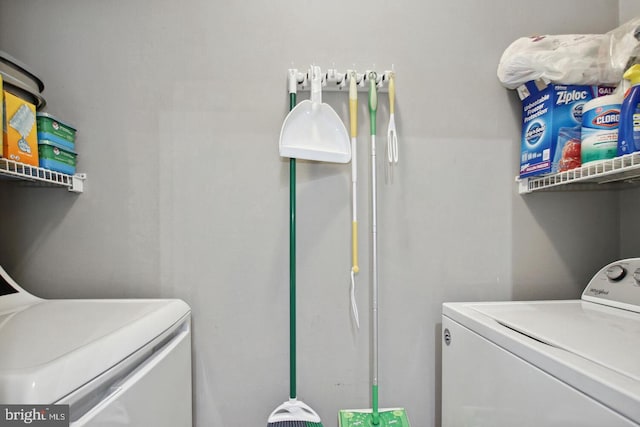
[2,89,38,167]
[517,79,612,178]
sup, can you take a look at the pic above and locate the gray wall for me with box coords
[0,2,624,427]
[621,0,640,22]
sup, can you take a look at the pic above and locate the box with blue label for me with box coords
[38,139,77,175]
[517,79,614,178]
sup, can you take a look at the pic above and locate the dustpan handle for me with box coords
[310,65,322,104]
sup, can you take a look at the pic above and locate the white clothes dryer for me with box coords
[442,258,640,427]
[0,266,192,427]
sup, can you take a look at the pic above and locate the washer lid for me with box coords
[443,299,640,423]
[0,298,190,404]
[470,300,640,381]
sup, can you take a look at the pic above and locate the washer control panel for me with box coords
[582,258,640,313]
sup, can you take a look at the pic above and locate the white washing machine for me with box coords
[0,265,192,426]
[442,258,640,427]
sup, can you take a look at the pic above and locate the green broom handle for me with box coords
[289,91,297,400]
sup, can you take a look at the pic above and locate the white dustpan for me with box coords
[279,66,351,163]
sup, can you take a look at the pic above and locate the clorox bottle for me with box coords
[618,64,640,156]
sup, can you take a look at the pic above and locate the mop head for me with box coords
[338,408,410,427]
[268,399,323,427]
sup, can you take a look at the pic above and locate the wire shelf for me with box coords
[0,158,85,192]
[517,152,640,194]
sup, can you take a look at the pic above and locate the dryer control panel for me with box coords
[583,258,640,313]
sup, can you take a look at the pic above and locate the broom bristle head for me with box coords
[267,422,323,427]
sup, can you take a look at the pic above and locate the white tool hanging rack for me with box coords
[289,66,394,93]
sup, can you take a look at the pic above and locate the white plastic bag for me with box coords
[497,17,640,89]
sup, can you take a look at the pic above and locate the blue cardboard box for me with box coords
[517,79,614,178]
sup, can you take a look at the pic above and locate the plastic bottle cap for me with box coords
[623,64,640,86]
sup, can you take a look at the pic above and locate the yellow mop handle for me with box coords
[349,73,359,273]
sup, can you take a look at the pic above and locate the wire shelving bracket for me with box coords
[517,152,640,194]
[0,158,85,192]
